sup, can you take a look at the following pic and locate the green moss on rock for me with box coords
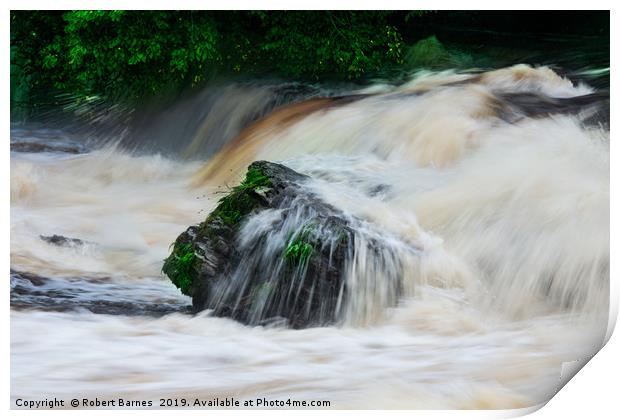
[405,36,450,68]
[162,242,196,296]
[202,167,272,229]
[284,224,316,266]
[405,35,474,69]
[164,167,272,296]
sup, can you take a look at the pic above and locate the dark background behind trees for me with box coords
[10,10,609,116]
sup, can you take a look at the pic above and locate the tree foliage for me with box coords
[12,11,223,101]
[250,11,404,79]
[11,10,412,106]
[11,10,609,112]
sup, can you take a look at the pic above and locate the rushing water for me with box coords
[11,64,609,409]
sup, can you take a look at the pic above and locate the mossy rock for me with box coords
[162,161,354,328]
[405,35,474,69]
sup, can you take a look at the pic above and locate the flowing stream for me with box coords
[11,64,609,409]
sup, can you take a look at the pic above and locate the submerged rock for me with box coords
[10,269,190,317]
[163,161,354,328]
[496,91,610,129]
[11,142,83,154]
[40,234,85,247]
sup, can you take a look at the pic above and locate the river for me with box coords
[10,64,610,409]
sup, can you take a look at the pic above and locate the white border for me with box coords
[2,2,616,419]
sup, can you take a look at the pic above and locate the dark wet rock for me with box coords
[496,91,610,129]
[163,161,354,328]
[10,269,49,286]
[40,234,85,247]
[10,269,191,317]
[11,142,83,154]
[367,183,391,198]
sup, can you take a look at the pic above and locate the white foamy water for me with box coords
[11,65,609,409]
